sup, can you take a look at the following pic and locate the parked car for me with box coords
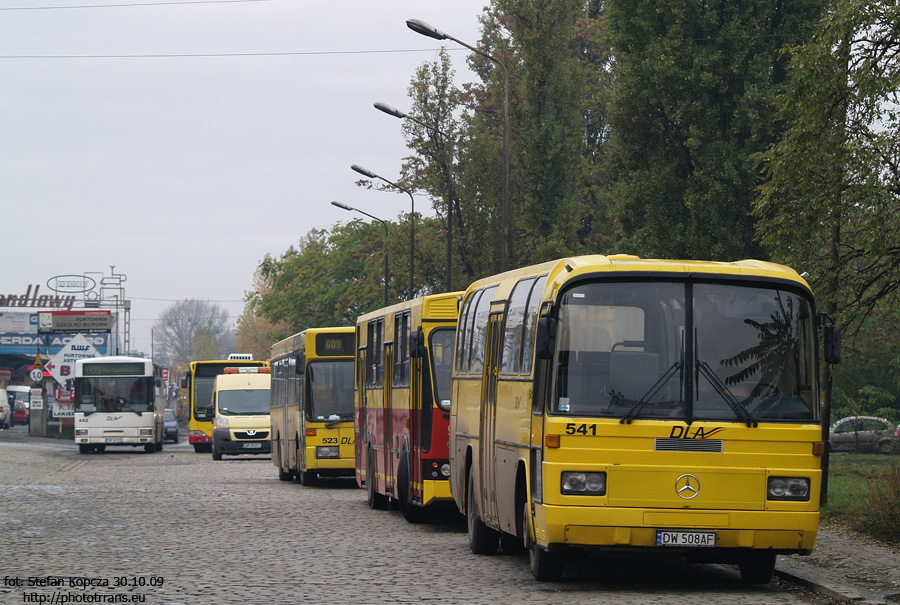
[163,409,179,443]
[12,400,28,425]
[0,389,11,429]
[830,416,897,453]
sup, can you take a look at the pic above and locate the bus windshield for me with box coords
[549,280,817,423]
[217,389,269,415]
[307,360,354,421]
[75,377,153,413]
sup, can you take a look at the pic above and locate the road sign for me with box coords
[46,334,99,385]
[29,368,44,383]
[33,354,44,368]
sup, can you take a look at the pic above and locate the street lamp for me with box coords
[407,18,510,271]
[351,164,416,299]
[375,101,454,292]
[331,201,389,307]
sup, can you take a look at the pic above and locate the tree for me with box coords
[606,0,821,260]
[153,300,231,366]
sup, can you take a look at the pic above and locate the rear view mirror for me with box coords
[535,316,557,360]
[410,329,427,359]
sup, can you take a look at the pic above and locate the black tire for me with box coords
[739,551,776,584]
[298,469,318,486]
[467,471,499,555]
[530,544,564,581]
[212,446,222,461]
[398,454,432,523]
[144,443,155,453]
[173,433,179,444]
[278,468,293,481]
[366,449,389,510]
[79,444,90,454]
[193,444,204,453]
[501,531,525,555]
[96,445,106,453]
[156,441,163,452]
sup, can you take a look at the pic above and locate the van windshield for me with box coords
[217,389,269,415]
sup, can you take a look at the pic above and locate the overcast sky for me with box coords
[0,0,487,356]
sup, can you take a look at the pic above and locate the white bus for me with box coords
[73,356,165,454]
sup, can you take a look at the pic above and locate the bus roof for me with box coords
[355,290,464,325]
[270,326,354,361]
[463,255,812,302]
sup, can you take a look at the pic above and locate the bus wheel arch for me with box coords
[501,463,527,555]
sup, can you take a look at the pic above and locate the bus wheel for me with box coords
[96,445,106,453]
[144,443,155,453]
[278,468,292,481]
[739,551,776,584]
[530,544,563,581]
[298,470,318,486]
[500,531,525,555]
[193,444,204,453]
[212,447,222,461]
[79,444,90,454]
[366,449,389,510]
[156,441,163,452]
[398,455,432,524]
[467,472,499,555]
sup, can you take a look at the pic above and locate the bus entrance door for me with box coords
[383,342,395,496]
[479,312,504,526]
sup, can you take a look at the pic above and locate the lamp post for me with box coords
[407,18,510,272]
[351,164,416,299]
[375,101,454,292]
[331,201,389,307]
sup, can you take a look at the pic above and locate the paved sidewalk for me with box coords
[777,522,900,604]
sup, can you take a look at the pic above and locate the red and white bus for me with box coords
[355,291,462,522]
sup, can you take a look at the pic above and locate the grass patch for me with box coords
[823,454,900,544]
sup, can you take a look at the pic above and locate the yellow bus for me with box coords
[450,254,840,582]
[354,291,462,522]
[270,327,356,485]
[181,356,267,453]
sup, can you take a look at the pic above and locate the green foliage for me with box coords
[823,455,900,546]
[606,0,820,260]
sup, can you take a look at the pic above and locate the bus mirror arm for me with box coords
[535,316,557,360]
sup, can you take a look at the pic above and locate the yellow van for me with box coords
[211,367,272,460]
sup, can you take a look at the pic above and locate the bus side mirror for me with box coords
[535,316,557,360]
[295,354,304,374]
[410,329,426,359]
[180,373,188,389]
[824,322,841,365]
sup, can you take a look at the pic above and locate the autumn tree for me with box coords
[153,299,231,366]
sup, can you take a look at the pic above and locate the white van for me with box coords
[211,367,271,460]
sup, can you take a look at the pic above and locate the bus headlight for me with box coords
[561,471,607,495]
[75,429,88,437]
[139,428,153,436]
[440,463,451,478]
[216,416,229,428]
[767,477,810,501]
[316,446,339,459]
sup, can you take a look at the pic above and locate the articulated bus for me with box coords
[451,254,841,581]
[355,292,462,522]
[270,327,356,485]
[73,356,165,454]
[181,356,267,453]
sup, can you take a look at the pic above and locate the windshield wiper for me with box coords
[325,413,353,428]
[620,361,684,424]
[696,361,758,427]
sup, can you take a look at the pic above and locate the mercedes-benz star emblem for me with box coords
[675,473,700,500]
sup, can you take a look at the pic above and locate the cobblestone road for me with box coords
[0,427,829,604]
